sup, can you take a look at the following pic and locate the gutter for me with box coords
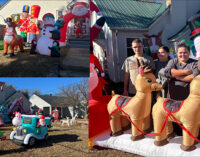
[110,27,148,31]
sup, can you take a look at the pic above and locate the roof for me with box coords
[37,94,68,107]
[95,0,168,29]
[168,25,190,41]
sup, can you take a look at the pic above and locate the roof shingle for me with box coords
[95,0,168,29]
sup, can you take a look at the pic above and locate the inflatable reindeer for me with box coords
[3,17,24,57]
[143,31,162,60]
[153,75,200,151]
[107,66,162,140]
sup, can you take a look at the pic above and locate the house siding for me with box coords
[29,94,52,115]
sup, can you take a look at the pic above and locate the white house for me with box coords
[29,94,84,118]
[0,0,90,40]
[92,0,200,83]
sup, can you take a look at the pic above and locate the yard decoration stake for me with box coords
[107,67,162,139]
[153,75,200,151]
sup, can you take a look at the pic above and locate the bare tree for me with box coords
[20,89,30,99]
[58,79,88,119]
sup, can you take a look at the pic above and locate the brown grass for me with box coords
[0,48,61,77]
[0,121,142,157]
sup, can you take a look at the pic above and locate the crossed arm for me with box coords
[171,69,194,82]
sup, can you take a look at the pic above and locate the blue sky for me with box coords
[0,78,87,95]
[0,0,8,4]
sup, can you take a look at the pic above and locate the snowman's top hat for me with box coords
[188,13,200,39]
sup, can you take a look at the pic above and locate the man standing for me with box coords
[165,43,199,100]
[122,39,155,96]
[165,43,200,136]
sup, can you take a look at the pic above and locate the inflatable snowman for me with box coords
[36,13,55,55]
[12,112,22,126]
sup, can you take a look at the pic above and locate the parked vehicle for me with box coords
[10,115,51,146]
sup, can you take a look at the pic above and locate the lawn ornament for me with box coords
[75,20,83,38]
[8,97,28,116]
[90,17,105,49]
[3,17,24,56]
[12,112,22,126]
[143,31,162,60]
[52,107,60,121]
[59,2,89,46]
[36,13,55,55]
[153,75,200,151]
[30,40,37,54]
[188,13,200,59]
[37,109,43,115]
[36,115,46,134]
[27,5,40,44]
[0,132,6,141]
[70,113,78,126]
[48,41,60,57]
[0,115,4,126]
[0,82,5,91]
[10,114,51,146]
[107,66,162,140]
[61,117,70,127]
[17,5,30,43]
[0,104,10,123]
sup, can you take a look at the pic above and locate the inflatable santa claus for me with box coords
[36,116,46,133]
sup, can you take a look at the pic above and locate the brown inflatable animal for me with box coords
[107,67,162,140]
[153,75,200,151]
[3,17,24,57]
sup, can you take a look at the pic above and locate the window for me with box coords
[23,118,32,124]
[56,10,63,19]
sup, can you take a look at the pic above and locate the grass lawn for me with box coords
[0,47,63,77]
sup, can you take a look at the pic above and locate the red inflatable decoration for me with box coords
[88,1,110,147]
[59,2,90,46]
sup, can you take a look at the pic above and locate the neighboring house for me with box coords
[0,0,90,40]
[29,94,84,118]
[92,0,200,83]
[0,84,31,114]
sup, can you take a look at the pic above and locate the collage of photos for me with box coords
[1,0,200,156]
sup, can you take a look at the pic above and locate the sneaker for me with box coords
[3,53,7,56]
[10,53,15,57]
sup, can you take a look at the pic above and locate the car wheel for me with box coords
[29,137,36,146]
[44,134,48,141]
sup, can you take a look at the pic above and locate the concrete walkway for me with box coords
[59,47,89,77]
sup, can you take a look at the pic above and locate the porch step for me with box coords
[67,38,89,48]
[60,47,89,77]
